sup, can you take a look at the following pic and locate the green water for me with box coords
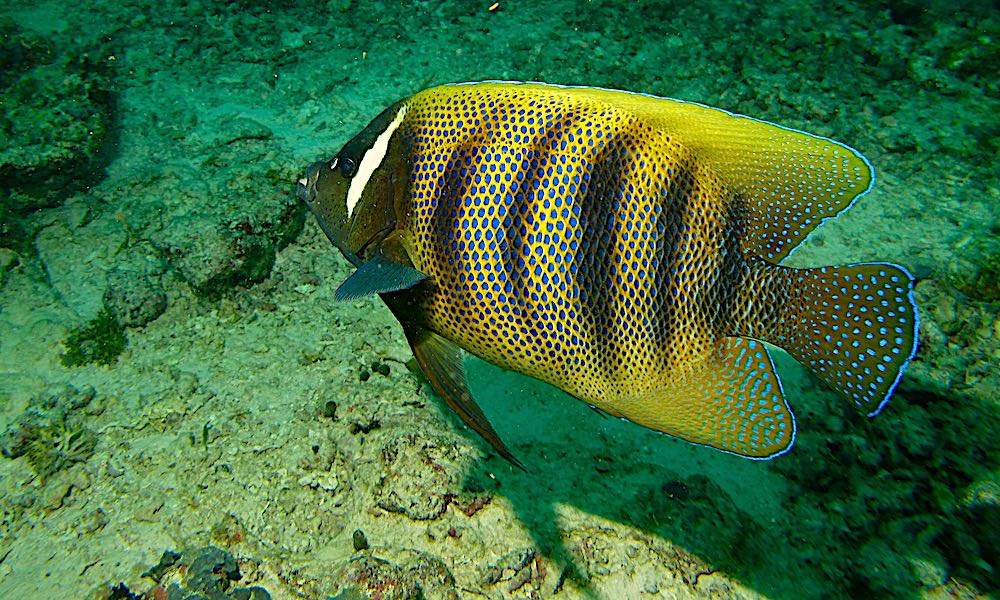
[0,1,997,598]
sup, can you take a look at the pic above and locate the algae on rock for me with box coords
[0,16,116,250]
[61,307,126,367]
[21,414,97,481]
[0,385,100,481]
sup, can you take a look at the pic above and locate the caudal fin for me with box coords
[778,263,919,415]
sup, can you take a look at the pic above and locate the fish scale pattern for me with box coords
[342,82,922,458]
[400,85,738,407]
[644,336,792,454]
[572,87,876,263]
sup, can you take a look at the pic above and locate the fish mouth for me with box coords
[297,160,359,265]
[295,178,311,203]
[296,162,323,205]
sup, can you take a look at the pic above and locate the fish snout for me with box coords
[296,161,324,206]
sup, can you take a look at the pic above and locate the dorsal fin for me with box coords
[448,82,873,263]
[634,97,873,263]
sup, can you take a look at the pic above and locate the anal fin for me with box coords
[405,327,525,471]
[619,337,796,459]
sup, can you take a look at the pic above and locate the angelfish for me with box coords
[296,81,919,469]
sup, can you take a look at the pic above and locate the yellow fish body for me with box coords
[297,82,919,467]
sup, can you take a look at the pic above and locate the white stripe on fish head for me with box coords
[345,105,408,220]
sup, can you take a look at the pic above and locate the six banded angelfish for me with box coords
[296,81,919,469]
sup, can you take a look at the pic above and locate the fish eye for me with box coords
[339,157,357,178]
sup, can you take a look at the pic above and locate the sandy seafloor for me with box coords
[1,0,998,598]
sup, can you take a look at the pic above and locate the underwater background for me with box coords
[0,0,997,598]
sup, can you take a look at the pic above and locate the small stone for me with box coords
[299,350,322,365]
[103,267,167,328]
[83,507,109,533]
[42,480,73,511]
[142,550,182,582]
[0,248,18,271]
[322,400,338,419]
[105,461,125,477]
[186,546,242,594]
[353,529,369,551]
[232,586,272,600]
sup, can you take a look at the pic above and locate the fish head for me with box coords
[296,157,358,264]
[297,99,411,268]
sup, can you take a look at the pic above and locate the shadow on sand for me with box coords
[453,357,998,599]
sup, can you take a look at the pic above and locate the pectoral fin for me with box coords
[334,255,428,301]
[405,327,525,471]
